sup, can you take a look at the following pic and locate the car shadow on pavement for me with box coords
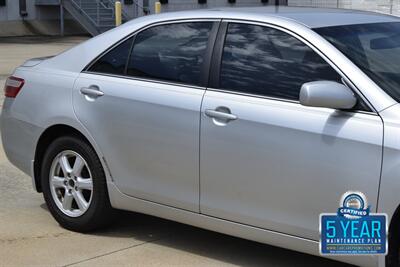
[39,202,354,267]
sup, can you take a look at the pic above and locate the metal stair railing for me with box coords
[101,0,147,19]
[99,0,125,19]
[67,0,147,35]
[70,0,103,26]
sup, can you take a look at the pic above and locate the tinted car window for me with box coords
[219,23,341,101]
[89,37,134,75]
[127,22,213,86]
[315,22,400,104]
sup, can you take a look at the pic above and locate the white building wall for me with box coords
[1,0,400,23]
[0,0,67,22]
[0,0,38,21]
[1,0,400,36]
[0,0,83,36]
[148,0,400,16]
[121,0,147,18]
[0,1,145,22]
[288,0,400,16]
[148,0,286,13]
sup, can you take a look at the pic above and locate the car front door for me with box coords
[200,22,383,240]
[73,21,217,212]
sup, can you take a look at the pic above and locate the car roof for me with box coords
[39,6,399,81]
[161,6,400,28]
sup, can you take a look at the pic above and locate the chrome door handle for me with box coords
[80,86,104,98]
[205,109,238,121]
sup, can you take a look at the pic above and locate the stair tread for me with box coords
[65,0,132,36]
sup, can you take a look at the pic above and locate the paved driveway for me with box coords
[0,36,352,267]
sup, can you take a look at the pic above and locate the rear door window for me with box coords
[127,22,214,86]
[89,37,134,75]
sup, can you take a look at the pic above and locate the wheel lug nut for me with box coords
[68,189,72,194]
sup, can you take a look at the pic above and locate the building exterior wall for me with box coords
[0,0,83,36]
[148,0,286,13]
[1,0,400,23]
[0,0,65,22]
[147,0,400,16]
[0,1,145,22]
[289,0,400,16]
[0,0,37,21]
[1,0,400,36]
[122,0,147,17]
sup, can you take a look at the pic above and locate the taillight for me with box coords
[4,76,25,98]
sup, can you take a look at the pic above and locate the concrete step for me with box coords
[84,10,113,15]
[79,4,113,9]
[77,0,106,3]
[87,17,116,25]
[64,0,130,36]
[87,14,115,19]
[64,0,100,36]
[81,7,113,12]
[79,0,106,3]
[85,13,114,19]
[98,25,115,33]
[98,18,115,22]
[86,13,114,19]
[84,11,114,16]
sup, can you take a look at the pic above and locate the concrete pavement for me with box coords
[0,36,352,267]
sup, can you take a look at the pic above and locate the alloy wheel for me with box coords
[49,150,93,217]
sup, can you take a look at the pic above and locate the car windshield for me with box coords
[315,22,400,103]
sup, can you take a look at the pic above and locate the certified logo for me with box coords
[320,191,387,255]
[338,191,370,219]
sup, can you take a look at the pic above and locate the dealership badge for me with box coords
[320,191,387,255]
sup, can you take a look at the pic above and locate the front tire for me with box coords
[387,234,400,267]
[41,135,114,232]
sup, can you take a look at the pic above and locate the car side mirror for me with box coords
[299,81,357,110]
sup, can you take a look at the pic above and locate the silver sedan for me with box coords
[1,6,400,267]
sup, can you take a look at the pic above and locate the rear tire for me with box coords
[387,224,400,267]
[41,135,114,232]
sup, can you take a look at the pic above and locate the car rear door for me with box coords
[73,21,218,212]
[200,22,383,240]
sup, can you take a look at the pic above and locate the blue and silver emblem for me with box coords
[320,191,387,255]
[338,191,370,219]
